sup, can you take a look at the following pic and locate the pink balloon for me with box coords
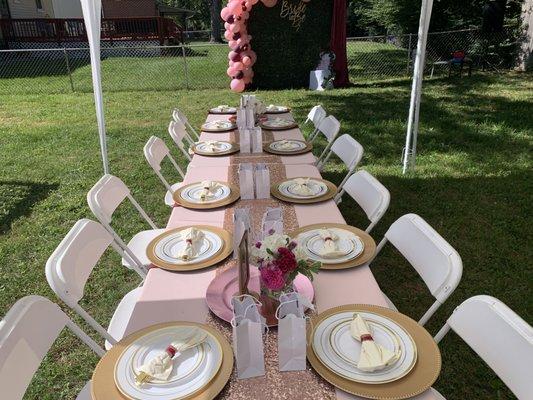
[248,50,257,64]
[224,22,231,30]
[220,7,231,21]
[262,0,277,7]
[242,11,249,19]
[227,66,237,77]
[228,40,238,50]
[234,6,243,16]
[250,0,259,4]
[230,23,241,33]
[228,0,240,12]
[231,79,245,92]
[242,56,251,67]
[245,1,253,9]
[224,30,233,41]
[229,51,241,62]
[233,61,244,70]
[243,75,252,84]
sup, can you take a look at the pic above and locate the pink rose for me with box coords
[260,264,286,291]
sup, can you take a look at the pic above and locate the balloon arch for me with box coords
[221,0,311,92]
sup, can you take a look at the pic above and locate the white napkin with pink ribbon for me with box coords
[199,180,221,201]
[176,228,205,261]
[317,229,347,259]
[291,178,314,197]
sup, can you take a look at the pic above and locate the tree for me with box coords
[208,0,223,42]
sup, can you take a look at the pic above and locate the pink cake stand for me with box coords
[206,265,314,327]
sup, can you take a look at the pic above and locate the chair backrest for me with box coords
[319,134,364,178]
[87,174,157,267]
[435,296,533,399]
[45,219,141,343]
[385,213,462,298]
[306,105,326,128]
[317,115,340,143]
[340,170,389,232]
[0,296,104,399]
[144,136,185,192]
[168,120,193,160]
[172,108,199,140]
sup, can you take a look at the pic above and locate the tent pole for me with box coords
[80,0,110,175]
[403,0,434,174]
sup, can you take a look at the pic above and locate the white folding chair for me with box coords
[0,295,105,399]
[371,214,463,326]
[46,219,144,349]
[319,134,364,190]
[87,174,166,269]
[172,108,199,141]
[168,120,193,161]
[433,295,533,399]
[312,115,341,168]
[305,105,327,142]
[335,170,389,232]
[144,136,184,207]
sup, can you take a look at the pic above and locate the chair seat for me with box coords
[105,287,142,350]
[381,291,399,311]
[122,229,167,267]
[76,381,92,400]
[429,388,446,399]
[165,182,183,207]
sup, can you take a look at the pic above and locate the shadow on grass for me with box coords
[0,181,59,234]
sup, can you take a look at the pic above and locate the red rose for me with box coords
[275,247,297,274]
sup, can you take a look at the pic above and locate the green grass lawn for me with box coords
[0,73,532,399]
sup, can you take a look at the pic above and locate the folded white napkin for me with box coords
[291,178,314,196]
[316,229,347,259]
[135,328,208,385]
[350,314,398,372]
[199,180,221,201]
[277,140,296,150]
[204,140,223,152]
[176,227,205,260]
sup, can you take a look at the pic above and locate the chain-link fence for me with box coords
[346,27,518,80]
[0,28,518,94]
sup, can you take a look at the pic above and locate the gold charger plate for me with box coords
[263,140,312,155]
[208,108,237,115]
[307,305,441,400]
[146,225,233,272]
[271,177,337,204]
[173,182,240,210]
[191,142,240,157]
[289,223,376,270]
[91,322,234,400]
[259,121,299,131]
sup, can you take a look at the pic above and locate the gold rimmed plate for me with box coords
[271,177,337,204]
[208,106,237,115]
[173,181,240,210]
[307,304,441,400]
[289,223,376,269]
[259,119,298,131]
[191,141,240,157]
[263,140,312,155]
[91,322,233,400]
[264,105,291,114]
[146,225,233,272]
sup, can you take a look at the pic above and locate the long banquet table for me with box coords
[122,111,436,400]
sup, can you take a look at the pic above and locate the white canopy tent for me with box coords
[80,0,433,175]
[80,0,109,174]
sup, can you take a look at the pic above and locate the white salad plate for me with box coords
[153,230,223,265]
[269,140,307,152]
[180,183,231,204]
[201,120,235,131]
[278,179,328,199]
[195,141,233,153]
[312,311,417,384]
[114,326,223,400]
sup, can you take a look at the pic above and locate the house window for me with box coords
[35,0,43,11]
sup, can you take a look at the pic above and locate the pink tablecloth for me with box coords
[124,113,437,400]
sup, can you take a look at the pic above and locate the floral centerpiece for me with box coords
[251,231,320,323]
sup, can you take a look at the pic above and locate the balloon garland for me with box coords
[221,0,278,92]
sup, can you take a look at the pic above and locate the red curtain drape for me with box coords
[330,0,350,87]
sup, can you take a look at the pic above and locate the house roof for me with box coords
[156,3,196,17]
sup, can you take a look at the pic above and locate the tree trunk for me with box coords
[210,0,223,43]
[517,0,533,70]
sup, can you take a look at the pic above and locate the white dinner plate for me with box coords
[312,311,417,384]
[195,141,233,153]
[266,105,289,113]
[278,179,328,199]
[153,230,223,265]
[201,120,235,131]
[298,228,365,264]
[269,140,307,152]
[180,183,231,204]
[115,326,223,400]
[261,118,295,128]
[210,106,237,114]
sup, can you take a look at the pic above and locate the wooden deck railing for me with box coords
[0,17,183,45]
